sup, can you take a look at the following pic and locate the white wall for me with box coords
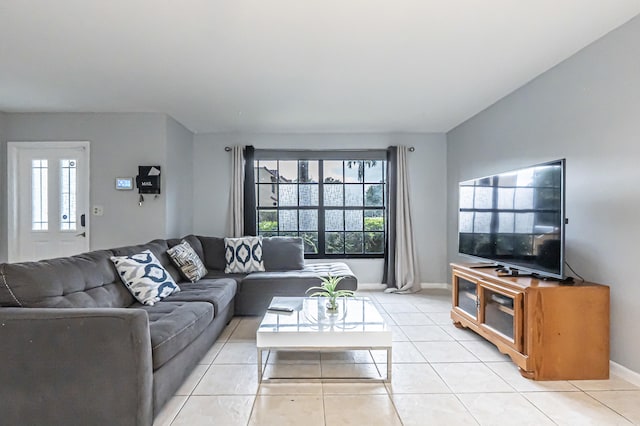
[447,16,640,373]
[3,113,171,251]
[165,116,194,238]
[0,112,7,262]
[193,132,448,284]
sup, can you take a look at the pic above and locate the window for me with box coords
[254,152,386,258]
[31,159,48,231]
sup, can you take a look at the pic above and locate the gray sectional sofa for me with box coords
[0,235,357,426]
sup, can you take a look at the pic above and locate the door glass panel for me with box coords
[456,276,477,318]
[483,288,515,340]
[31,159,48,231]
[60,159,77,231]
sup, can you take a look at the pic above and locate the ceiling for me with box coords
[1,1,639,134]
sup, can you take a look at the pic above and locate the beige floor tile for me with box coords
[588,390,640,424]
[321,363,382,379]
[379,302,421,313]
[171,395,254,426]
[228,317,262,341]
[249,395,325,426]
[152,395,187,426]
[197,341,223,364]
[385,363,451,394]
[439,323,485,341]
[400,324,455,341]
[459,340,511,362]
[175,365,209,396]
[324,394,402,426]
[569,374,640,391]
[258,382,323,395]
[426,311,456,325]
[322,382,388,395]
[388,312,434,326]
[214,341,259,364]
[193,364,258,395]
[388,324,410,342]
[459,392,554,425]
[486,362,579,392]
[392,394,478,426]
[267,350,321,364]
[523,391,633,425]
[414,300,453,313]
[379,312,397,325]
[217,317,241,342]
[320,349,374,364]
[263,363,322,380]
[432,362,513,393]
[371,341,425,364]
[413,341,479,363]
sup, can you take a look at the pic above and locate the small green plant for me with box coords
[306,275,355,311]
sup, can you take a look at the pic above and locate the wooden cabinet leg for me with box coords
[519,367,534,380]
[453,321,464,329]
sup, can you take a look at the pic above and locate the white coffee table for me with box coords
[256,296,392,382]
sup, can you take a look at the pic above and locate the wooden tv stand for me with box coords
[450,263,609,380]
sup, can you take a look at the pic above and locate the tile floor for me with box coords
[154,289,640,425]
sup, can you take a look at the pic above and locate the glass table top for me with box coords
[258,297,388,334]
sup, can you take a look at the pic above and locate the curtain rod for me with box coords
[224,146,415,152]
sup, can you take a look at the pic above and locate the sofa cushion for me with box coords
[262,237,305,271]
[164,278,237,316]
[111,250,180,306]
[197,236,226,271]
[136,301,213,370]
[0,250,134,308]
[167,240,208,283]
[112,240,182,284]
[224,236,265,273]
[167,235,205,262]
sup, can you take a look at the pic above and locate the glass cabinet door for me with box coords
[454,274,478,320]
[479,283,523,351]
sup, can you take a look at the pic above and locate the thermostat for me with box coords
[115,177,134,190]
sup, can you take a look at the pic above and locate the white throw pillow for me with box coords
[224,236,265,273]
[111,250,180,306]
[167,240,208,282]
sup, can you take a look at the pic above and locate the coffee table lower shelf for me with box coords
[257,347,392,383]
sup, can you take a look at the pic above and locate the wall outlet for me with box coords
[92,205,104,216]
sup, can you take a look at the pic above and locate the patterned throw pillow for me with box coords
[111,250,180,306]
[224,236,265,273]
[167,240,208,282]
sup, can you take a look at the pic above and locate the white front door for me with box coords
[8,142,90,262]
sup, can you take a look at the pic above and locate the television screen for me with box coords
[458,159,565,279]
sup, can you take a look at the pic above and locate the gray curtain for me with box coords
[243,146,256,236]
[227,145,245,237]
[384,145,421,293]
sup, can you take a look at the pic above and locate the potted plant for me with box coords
[306,275,355,312]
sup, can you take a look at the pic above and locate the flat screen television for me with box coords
[458,159,566,279]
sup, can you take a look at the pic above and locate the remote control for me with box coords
[267,306,294,313]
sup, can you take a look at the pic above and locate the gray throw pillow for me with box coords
[262,237,305,271]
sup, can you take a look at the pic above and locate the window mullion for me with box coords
[318,160,325,256]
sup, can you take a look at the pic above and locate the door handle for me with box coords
[81,214,86,227]
[76,232,86,238]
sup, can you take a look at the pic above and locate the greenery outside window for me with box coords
[255,153,386,258]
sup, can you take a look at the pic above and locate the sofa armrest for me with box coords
[0,307,153,426]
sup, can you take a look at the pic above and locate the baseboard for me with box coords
[421,282,451,290]
[610,361,640,386]
[357,283,386,291]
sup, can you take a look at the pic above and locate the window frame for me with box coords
[254,150,387,259]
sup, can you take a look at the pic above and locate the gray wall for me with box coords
[447,16,640,373]
[0,112,7,262]
[193,132,448,284]
[3,113,172,252]
[165,116,194,238]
